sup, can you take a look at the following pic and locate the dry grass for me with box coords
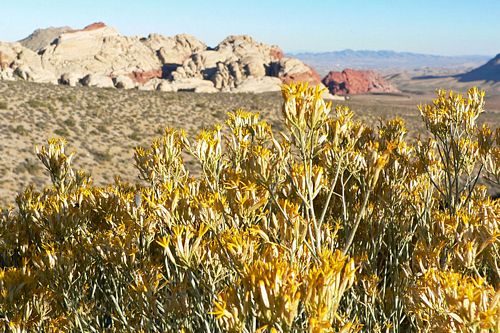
[0,80,498,206]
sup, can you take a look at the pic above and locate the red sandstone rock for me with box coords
[81,22,107,32]
[269,47,284,61]
[322,69,398,95]
[280,64,322,85]
[62,22,107,36]
[127,69,163,84]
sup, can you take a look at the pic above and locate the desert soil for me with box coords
[0,80,499,206]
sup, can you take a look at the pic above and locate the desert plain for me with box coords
[1,78,499,206]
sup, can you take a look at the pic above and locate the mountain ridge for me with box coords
[457,53,500,83]
[290,49,491,76]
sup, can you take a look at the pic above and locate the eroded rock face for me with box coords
[216,35,283,64]
[114,75,136,89]
[277,58,322,85]
[1,23,325,93]
[0,68,14,81]
[128,69,163,84]
[0,42,57,83]
[81,74,114,88]
[14,66,58,84]
[60,72,83,86]
[170,35,321,91]
[0,43,21,69]
[40,23,161,80]
[144,33,206,65]
[322,69,399,95]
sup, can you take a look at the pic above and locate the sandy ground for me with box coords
[0,80,498,206]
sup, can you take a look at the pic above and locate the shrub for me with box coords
[0,83,498,332]
[26,99,48,109]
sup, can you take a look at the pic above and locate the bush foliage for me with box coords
[0,83,499,332]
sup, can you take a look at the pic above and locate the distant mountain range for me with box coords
[290,50,492,76]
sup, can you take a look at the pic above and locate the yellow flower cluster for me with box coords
[0,83,498,332]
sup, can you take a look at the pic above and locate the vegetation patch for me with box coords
[0,83,498,332]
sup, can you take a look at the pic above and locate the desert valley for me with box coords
[0,22,499,204]
[0,11,499,332]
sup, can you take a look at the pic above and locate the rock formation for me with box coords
[322,69,399,95]
[0,22,326,93]
[18,26,72,52]
[39,23,161,81]
[0,42,57,83]
[277,58,322,85]
[80,74,114,88]
[113,75,136,89]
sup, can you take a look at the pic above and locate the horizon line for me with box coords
[4,21,496,59]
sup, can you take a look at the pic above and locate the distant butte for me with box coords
[322,69,399,95]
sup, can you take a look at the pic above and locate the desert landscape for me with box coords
[1,22,499,205]
[1,78,499,206]
[0,2,499,331]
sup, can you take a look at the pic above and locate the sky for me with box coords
[0,0,498,56]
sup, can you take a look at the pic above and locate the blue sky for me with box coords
[1,0,498,56]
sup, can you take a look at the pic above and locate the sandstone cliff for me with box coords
[0,22,324,94]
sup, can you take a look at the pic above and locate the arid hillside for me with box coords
[385,54,500,96]
[0,80,499,205]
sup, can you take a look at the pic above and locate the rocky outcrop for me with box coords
[113,75,136,89]
[216,35,283,64]
[322,69,399,95]
[40,23,161,80]
[80,22,107,31]
[211,61,241,90]
[18,26,72,52]
[170,35,321,91]
[14,66,58,84]
[0,42,57,83]
[277,58,322,85]
[59,72,83,86]
[1,23,326,94]
[128,69,163,84]
[143,33,206,66]
[138,78,163,91]
[232,77,282,93]
[0,42,21,69]
[0,68,14,81]
[81,74,114,88]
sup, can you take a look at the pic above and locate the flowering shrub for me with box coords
[0,83,498,332]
